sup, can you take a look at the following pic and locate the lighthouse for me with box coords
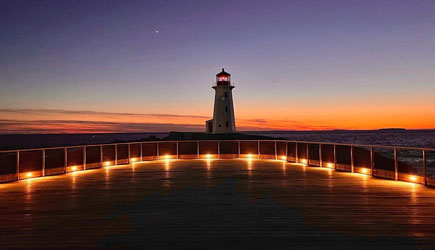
[206,68,236,134]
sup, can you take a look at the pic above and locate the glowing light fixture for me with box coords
[165,155,170,159]
[71,166,77,171]
[26,172,32,178]
[327,163,334,168]
[206,154,212,159]
[361,168,368,174]
[301,159,307,164]
[130,158,137,163]
[409,175,417,182]
[281,156,287,160]
[247,154,253,158]
[104,161,111,166]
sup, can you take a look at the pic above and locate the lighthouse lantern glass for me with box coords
[218,76,228,82]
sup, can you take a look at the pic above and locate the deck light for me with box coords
[71,166,77,171]
[361,168,368,174]
[410,175,417,182]
[327,163,334,168]
[165,155,170,159]
[26,172,32,178]
[281,156,287,160]
[247,154,253,158]
[206,154,212,159]
[130,158,137,163]
[301,159,307,164]
[104,161,111,166]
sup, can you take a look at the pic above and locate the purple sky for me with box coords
[1,0,435,132]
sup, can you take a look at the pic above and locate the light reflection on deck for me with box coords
[0,159,435,249]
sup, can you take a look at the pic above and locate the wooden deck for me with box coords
[1,159,435,249]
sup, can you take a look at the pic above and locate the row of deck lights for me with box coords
[24,159,128,179]
[21,153,419,184]
[298,158,418,183]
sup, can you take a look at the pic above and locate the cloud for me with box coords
[0,119,203,134]
[0,108,334,133]
[0,108,209,119]
[236,118,332,131]
[0,108,211,133]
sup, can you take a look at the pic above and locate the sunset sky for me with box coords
[1,0,435,133]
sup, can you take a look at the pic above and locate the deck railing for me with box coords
[1,140,434,186]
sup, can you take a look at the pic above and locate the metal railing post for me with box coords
[238,140,241,158]
[64,148,67,173]
[176,141,179,159]
[350,145,354,173]
[156,142,159,160]
[16,151,20,180]
[128,143,131,163]
[197,141,200,159]
[115,144,118,166]
[83,146,87,170]
[217,141,220,159]
[333,144,337,170]
[274,141,277,160]
[370,146,374,176]
[319,144,322,167]
[394,148,398,181]
[140,143,143,162]
[257,141,260,158]
[42,149,46,176]
[100,145,103,167]
[285,142,288,161]
[295,142,298,163]
[423,150,427,186]
[306,143,309,165]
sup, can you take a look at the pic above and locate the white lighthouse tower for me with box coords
[206,68,236,134]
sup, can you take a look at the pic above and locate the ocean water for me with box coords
[247,130,435,149]
[0,133,169,151]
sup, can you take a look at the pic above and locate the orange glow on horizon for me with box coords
[1,105,434,133]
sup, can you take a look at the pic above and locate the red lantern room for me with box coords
[216,68,231,86]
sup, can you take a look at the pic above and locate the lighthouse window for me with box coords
[225,106,228,112]
[226,121,229,127]
[225,92,228,98]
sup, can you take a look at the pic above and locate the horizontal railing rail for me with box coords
[2,139,434,153]
[285,140,435,152]
[0,139,434,186]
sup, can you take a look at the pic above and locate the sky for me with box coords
[1,0,435,133]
